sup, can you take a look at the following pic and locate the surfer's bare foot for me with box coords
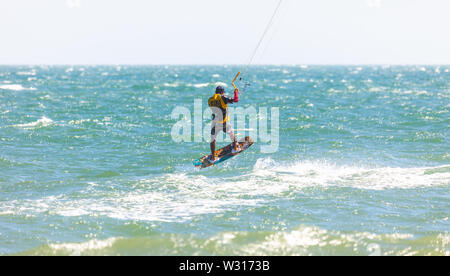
[232,142,242,153]
[208,155,218,163]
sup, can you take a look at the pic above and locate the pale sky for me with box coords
[1,0,449,64]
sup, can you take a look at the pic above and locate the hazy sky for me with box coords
[1,0,449,64]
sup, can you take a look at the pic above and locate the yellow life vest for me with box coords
[208,94,228,123]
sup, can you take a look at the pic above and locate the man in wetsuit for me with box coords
[208,85,241,162]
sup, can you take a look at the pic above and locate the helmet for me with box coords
[215,86,225,94]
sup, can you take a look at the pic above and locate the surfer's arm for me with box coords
[233,88,239,103]
[222,89,239,104]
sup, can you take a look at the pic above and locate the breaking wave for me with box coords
[1,159,448,223]
[15,225,449,256]
[0,84,36,91]
[14,116,54,129]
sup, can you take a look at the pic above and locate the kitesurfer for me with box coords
[208,85,241,162]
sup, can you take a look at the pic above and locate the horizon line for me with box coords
[1,63,449,67]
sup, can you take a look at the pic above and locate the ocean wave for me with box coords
[163,82,180,88]
[16,71,36,76]
[188,82,228,89]
[249,158,450,191]
[0,84,36,91]
[192,83,210,88]
[0,173,262,222]
[14,116,53,129]
[1,160,448,223]
[15,225,449,256]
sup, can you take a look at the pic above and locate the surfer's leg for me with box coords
[210,141,216,158]
[210,122,220,161]
[225,123,240,152]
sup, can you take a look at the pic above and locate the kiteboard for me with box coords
[193,136,254,169]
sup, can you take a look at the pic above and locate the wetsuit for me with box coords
[208,89,239,142]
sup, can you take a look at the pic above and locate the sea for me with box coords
[0,65,448,255]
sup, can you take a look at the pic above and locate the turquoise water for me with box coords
[0,65,449,256]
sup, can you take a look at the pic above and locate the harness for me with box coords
[208,94,228,123]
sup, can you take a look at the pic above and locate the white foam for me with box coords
[193,83,210,88]
[49,238,118,256]
[29,225,449,255]
[16,70,36,76]
[1,160,448,223]
[163,82,179,87]
[0,173,261,222]
[249,159,450,191]
[68,118,91,125]
[0,84,36,91]
[15,116,53,129]
[39,95,51,100]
